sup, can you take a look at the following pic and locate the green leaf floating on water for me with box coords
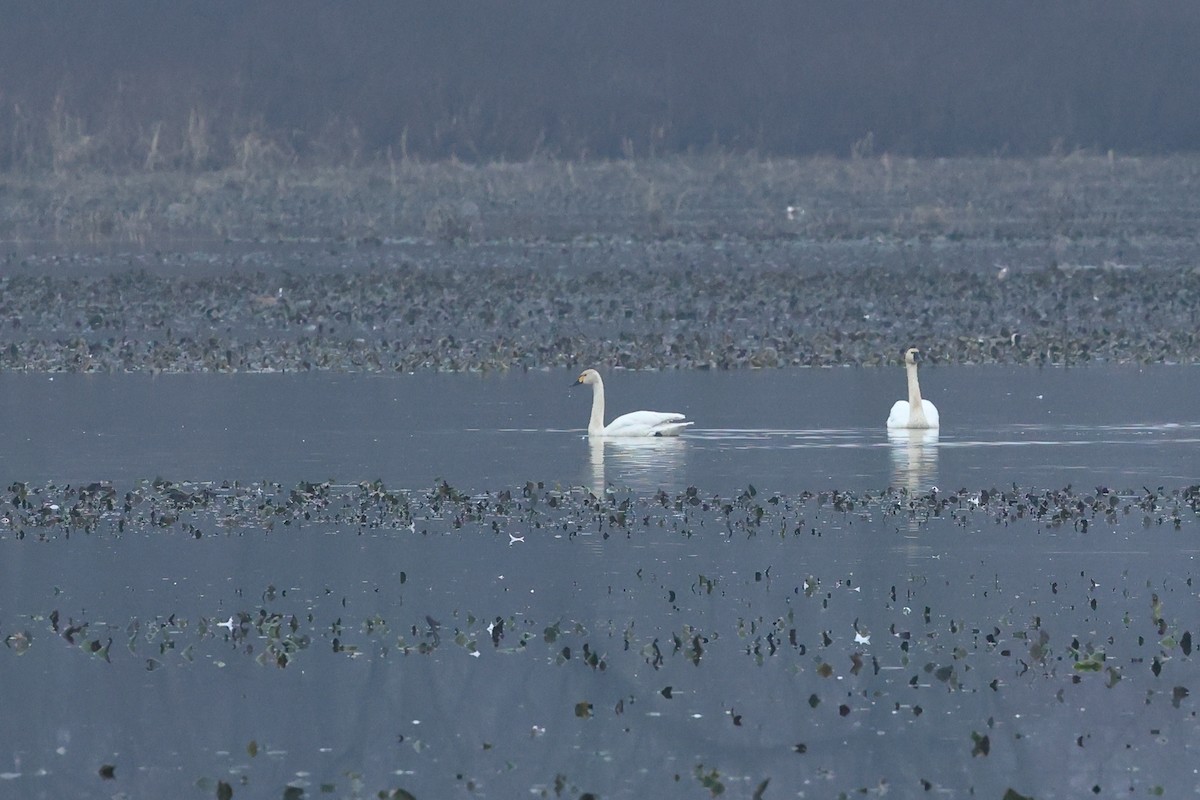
[1074,650,1105,671]
[694,764,725,797]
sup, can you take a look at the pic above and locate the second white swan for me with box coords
[573,369,693,437]
[886,347,940,429]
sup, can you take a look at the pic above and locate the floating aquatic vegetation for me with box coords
[3,479,1199,681]
[2,474,1199,798]
[4,252,1200,373]
[2,631,32,655]
[694,764,724,797]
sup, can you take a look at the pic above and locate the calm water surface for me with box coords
[0,366,1197,491]
[2,366,1198,799]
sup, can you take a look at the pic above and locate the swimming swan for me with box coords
[572,369,692,437]
[886,348,940,429]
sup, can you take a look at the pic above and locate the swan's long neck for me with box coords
[588,378,606,436]
[906,361,929,427]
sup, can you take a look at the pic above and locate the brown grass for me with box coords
[1,152,1197,249]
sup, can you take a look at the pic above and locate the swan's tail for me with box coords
[654,421,694,437]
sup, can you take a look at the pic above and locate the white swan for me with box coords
[572,369,692,437]
[886,348,940,429]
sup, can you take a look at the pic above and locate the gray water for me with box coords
[2,366,1199,799]
[1,365,1197,492]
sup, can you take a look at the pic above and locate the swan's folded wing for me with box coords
[652,420,694,437]
[885,400,910,428]
[604,410,690,437]
[920,400,940,428]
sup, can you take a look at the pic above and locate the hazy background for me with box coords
[2,2,1198,171]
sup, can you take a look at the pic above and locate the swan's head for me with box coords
[903,347,922,366]
[573,368,602,387]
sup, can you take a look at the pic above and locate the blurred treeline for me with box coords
[1,1,1197,171]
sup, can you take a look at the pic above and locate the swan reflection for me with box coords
[589,436,688,494]
[888,428,939,494]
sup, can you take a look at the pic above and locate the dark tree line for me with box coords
[1,1,1197,170]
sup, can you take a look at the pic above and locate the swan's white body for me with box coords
[886,348,940,429]
[573,369,692,437]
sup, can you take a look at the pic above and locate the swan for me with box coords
[886,348,940,429]
[572,369,692,437]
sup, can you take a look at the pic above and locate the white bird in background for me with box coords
[572,369,692,437]
[886,348,940,429]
